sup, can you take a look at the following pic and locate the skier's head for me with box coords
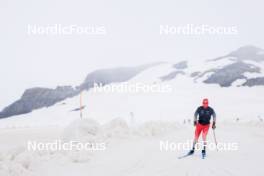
[202,98,209,108]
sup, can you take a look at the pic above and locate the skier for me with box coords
[188,98,216,158]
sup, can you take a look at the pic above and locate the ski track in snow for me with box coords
[0,120,263,176]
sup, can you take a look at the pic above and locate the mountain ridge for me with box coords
[1,46,264,118]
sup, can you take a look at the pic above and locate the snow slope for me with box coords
[0,63,263,128]
[0,60,264,128]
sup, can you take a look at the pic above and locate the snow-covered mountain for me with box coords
[0,46,264,124]
[193,45,264,87]
[0,46,264,176]
[0,63,160,118]
[159,45,264,87]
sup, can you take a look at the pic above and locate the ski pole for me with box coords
[213,129,218,151]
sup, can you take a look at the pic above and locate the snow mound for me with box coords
[63,118,181,142]
[0,163,34,176]
[62,118,100,142]
[135,121,180,136]
[61,119,104,163]
[0,118,183,173]
[0,147,37,176]
[102,118,130,138]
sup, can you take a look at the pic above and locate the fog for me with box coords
[1,0,264,108]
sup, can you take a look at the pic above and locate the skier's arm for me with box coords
[212,110,216,123]
[193,108,199,125]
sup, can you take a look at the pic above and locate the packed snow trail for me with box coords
[68,124,262,176]
[0,122,263,176]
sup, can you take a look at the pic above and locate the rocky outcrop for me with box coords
[243,77,264,87]
[80,63,162,90]
[197,45,264,87]
[160,71,185,81]
[173,61,188,70]
[160,61,187,81]
[0,86,79,118]
[203,62,261,87]
[212,45,264,62]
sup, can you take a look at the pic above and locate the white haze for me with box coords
[1,0,264,108]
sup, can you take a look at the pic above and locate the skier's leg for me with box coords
[189,123,202,154]
[201,124,210,152]
[194,123,202,142]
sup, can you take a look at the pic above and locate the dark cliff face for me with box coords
[203,62,261,87]
[160,61,188,81]
[212,45,264,62]
[80,63,163,90]
[243,77,264,87]
[0,63,161,118]
[195,46,264,87]
[173,61,188,70]
[0,86,79,118]
[228,45,264,62]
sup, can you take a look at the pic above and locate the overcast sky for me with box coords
[0,0,264,108]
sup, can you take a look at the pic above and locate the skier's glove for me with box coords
[212,122,216,129]
[194,121,197,126]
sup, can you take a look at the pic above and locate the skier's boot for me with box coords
[187,148,195,155]
[202,149,206,159]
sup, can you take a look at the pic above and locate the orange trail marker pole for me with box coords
[80,91,83,119]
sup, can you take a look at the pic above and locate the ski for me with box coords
[178,153,193,159]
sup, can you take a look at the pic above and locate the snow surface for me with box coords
[0,119,264,176]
